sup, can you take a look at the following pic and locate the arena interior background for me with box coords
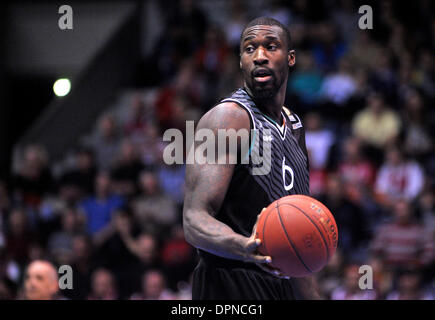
[0,0,434,300]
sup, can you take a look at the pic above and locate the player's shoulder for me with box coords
[197,101,250,131]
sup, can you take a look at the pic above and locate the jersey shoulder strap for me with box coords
[283,106,303,130]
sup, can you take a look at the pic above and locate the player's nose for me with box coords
[253,47,268,65]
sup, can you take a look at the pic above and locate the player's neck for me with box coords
[245,85,286,124]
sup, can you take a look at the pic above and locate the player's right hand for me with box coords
[242,208,271,263]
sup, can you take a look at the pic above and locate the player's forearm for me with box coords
[184,208,250,261]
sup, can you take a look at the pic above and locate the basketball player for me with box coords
[183,17,320,299]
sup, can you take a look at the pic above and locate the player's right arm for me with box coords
[183,102,271,264]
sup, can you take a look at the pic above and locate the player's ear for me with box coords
[288,50,295,68]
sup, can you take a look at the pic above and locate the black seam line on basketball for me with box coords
[282,203,330,261]
[276,204,313,273]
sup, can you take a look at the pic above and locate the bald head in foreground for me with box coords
[24,260,59,300]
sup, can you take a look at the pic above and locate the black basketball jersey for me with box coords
[198,87,310,265]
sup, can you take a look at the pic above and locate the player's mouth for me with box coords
[253,68,273,83]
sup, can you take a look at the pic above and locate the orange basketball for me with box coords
[255,195,338,278]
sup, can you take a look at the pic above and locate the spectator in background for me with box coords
[67,234,93,300]
[375,146,424,205]
[131,269,175,300]
[160,224,196,291]
[417,189,435,235]
[401,90,433,159]
[304,112,334,195]
[352,67,371,102]
[195,27,229,77]
[331,0,359,44]
[93,209,142,299]
[369,48,397,101]
[366,255,394,299]
[176,274,193,300]
[151,0,208,82]
[222,1,248,49]
[166,0,208,48]
[371,200,431,271]
[157,163,185,209]
[79,172,124,239]
[338,136,376,192]
[387,270,434,300]
[195,26,230,109]
[217,54,244,101]
[346,31,382,73]
[311,21,347,73]
[1,0,433,301]
[320,57,357,109]
[47,207,83,267]
[155,87,192,132]
[352,92,401,151]
[5,207,36,267]
[0,181,10,250]
[85,113,121,170]
[87,268,117,300]
[396,59,417,104]
[138,123,166,167]
[111,139,144,197]
[124,232,163,297]
[23,260,61,300]
[414,49,435,100]
[57,148,97,202]
[132,171,177,232]
[305,112,335,170]
[316,249,344,299]
[12,145,53,208]
[416,189,435,279]
[331,264,377,300]
[287,51,323,109]
[133,233,161,270]
[0,278,13,300]
[264,0,292,27]
[0,180,11,215]
[319,174,369,258]
[123,95,149,137]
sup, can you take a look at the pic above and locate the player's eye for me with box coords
[245,46,255,53]
[268,44,277,51]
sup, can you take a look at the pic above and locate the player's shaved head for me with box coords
[24,260,59,300]
[241,17,292,51]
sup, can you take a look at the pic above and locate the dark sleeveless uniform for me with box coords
[192,88,310,300]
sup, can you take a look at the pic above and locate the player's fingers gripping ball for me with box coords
[255,195,338,278]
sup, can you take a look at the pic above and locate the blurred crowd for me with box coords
[1,0,434,300]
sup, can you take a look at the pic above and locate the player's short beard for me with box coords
[249,74,280,101]
[250,84,277,100]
